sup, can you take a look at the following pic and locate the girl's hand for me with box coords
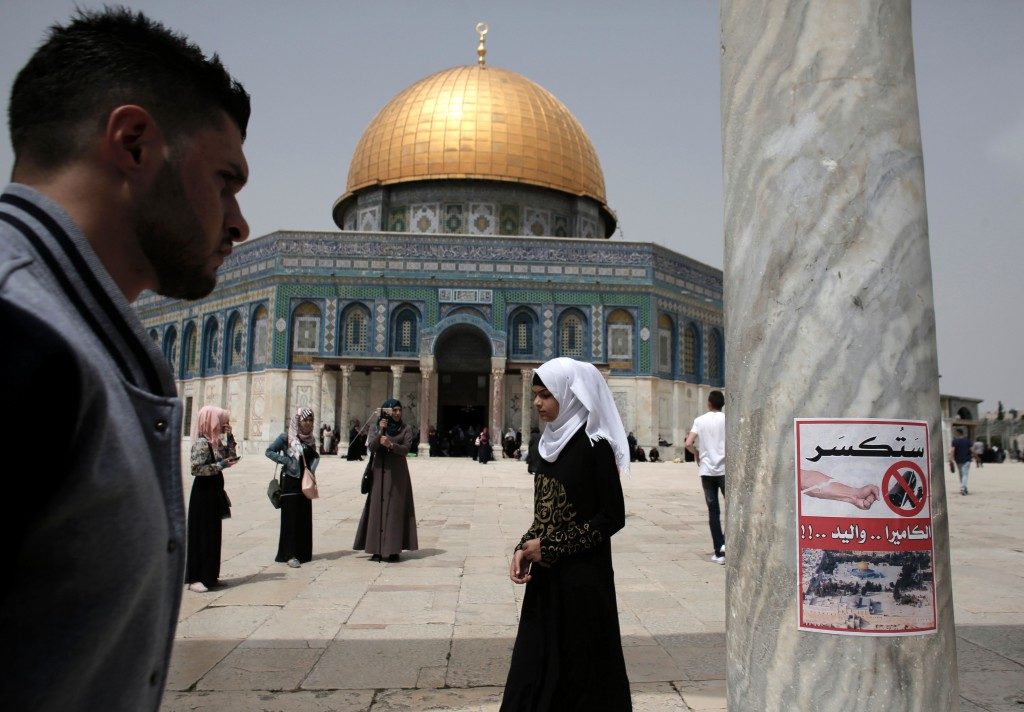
[521,537,542,563]
[509,549,532,584]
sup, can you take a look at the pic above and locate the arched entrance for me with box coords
[434,325,491,455]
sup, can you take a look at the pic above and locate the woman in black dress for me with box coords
[186,406,239,593]
[265,407,319,568]
[478,426,492,464]
[502,357,632,711]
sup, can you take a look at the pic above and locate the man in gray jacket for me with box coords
[0,9,250,710]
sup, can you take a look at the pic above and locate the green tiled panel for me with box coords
[639,296,651,372]
[492,291,506,329]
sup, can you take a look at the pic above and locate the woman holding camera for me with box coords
[353,398,418,562]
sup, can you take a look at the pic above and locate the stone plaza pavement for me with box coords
[163,455,1024,711]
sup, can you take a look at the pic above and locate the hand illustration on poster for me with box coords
[795,419,937,637]
[800,468,882,511]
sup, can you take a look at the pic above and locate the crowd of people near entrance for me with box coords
[426,422,526,459]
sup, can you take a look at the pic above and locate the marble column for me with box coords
[520,368,534,443]
[338,364,353,452]
[390,364,404,401]
[418,358,435,456]
[312,364,325,432]
[721,2,958,710]
[490,357,506,458]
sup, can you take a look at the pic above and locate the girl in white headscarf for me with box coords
[501,357,631,711]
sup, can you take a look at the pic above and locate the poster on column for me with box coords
[795,419,936,636]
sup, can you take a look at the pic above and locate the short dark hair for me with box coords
[9,7,250,171]
[708,390,724,410]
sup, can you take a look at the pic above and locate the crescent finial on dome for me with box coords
[476,22,489,67]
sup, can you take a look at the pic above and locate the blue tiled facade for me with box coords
[136,230,724,385]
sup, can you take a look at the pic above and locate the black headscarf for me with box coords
[381,398,403,436]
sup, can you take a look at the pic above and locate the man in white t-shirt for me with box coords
[685,390,726,564]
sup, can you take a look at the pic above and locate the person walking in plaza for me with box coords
[950,428,974,495]
[478,426,493,464]
[0,9,250,709]
[972,438,985,468]
[346,418,367,460]
[502,357,632,711]
[627,431,638,462]
[685,390,726,564]
[504,426,518,458]
[266,408,319,567]
[186,406,239,592]
[526,426,541,474]
[354,398,419,562]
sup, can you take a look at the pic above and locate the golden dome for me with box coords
[337,65,612,226]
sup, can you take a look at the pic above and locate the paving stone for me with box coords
[959,669,1024,710]
[447,625,518,687]
[162,689,372,711]
[369,687,503,711]
[624,642,687,682]
[241,608,348,648]
[176,606,279,640]
[630,682,692,711]
[166,639,239,691]
[677,679,726,710]
[303,624,453,689]
[197,647,324,690]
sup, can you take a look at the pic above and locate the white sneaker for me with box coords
[187,582,208,593]
[711,554,725,565]
[287,558,301,568]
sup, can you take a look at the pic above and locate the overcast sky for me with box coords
[2,1,1021,413]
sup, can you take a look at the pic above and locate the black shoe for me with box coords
[370,554,382,562]
[387,554,400,562]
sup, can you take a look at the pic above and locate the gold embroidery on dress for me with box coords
[518,474,604,563]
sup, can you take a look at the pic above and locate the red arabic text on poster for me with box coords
[795,419,936,636]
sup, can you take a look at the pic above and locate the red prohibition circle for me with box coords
[882,460,927,517]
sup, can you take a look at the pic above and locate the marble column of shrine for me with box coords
[520,368,534,448]
[490,357,506,458]
[390,364,404,401]
[312,363,325,431]
[338,364,352,453]
[418,357,435,456]
[721,1,958,708]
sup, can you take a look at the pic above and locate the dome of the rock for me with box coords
[333,64,615,236]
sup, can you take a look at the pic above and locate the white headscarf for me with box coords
[534,357,630,477]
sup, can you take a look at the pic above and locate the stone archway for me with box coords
[434,324,492,455]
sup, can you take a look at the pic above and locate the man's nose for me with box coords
[226,204,249,243]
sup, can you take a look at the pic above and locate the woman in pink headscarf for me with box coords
[185,405,239,593]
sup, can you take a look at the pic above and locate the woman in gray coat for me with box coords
[353,398,418,562]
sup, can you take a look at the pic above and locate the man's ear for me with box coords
[101,105,167,178]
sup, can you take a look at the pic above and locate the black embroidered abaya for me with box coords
[501,426,631,711]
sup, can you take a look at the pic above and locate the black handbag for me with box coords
[219,490,232,519]
[267,465,282,509]
[360,452,374,495]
